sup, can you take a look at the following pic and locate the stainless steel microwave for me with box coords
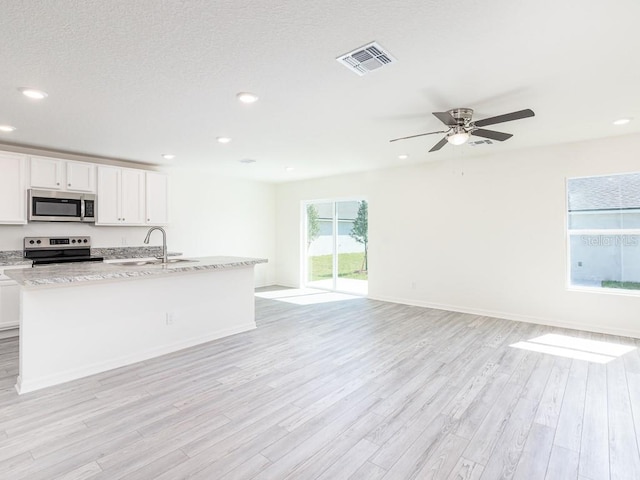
[28,189,96,223]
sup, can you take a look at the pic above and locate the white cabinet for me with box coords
[96,166,119,224]
[66,161,96,192]
[121,169,145,224]
[30,156,63,189]
[96,166,145,225]
[29,156,96,193]
[0,152,27,224]
[145,172,169,225]
[0,276,19,331]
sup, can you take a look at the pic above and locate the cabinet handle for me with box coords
[68,183,71,187]
[56,182,60,186]
[147,218,150,221]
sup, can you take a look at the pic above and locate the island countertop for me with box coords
[5,256,268,287]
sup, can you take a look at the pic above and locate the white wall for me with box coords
[0,223,152,251]
[166,169,276,287]
[275,133,640,338]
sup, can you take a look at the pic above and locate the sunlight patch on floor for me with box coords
[510,333,636,364]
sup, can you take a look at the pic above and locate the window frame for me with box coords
[566,172,640,296]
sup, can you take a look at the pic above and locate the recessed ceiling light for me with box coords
[216,137,232,144]
[613,118,632,125]
[239,158,256,164]
[285,166,294,172]
[398,154,409,160]
[236,92,259,104]
[19,88,48,100]
[0,125,17,132]
[161,154,175,160]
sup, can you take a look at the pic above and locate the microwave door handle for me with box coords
[80,197,85,220]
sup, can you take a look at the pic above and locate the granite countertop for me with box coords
[4,256,268,287]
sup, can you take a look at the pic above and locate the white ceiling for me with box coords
[1,0,639,182]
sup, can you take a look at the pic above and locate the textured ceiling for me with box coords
[1,0,639,182]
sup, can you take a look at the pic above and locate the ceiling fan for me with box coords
[390,108,535,152]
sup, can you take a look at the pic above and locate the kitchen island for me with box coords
[5,256,267,394]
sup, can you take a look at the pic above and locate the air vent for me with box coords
[469,139,494,146]
[337,42,396,76]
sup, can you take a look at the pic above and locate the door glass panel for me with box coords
[336,200,368,295]
[306,202,334,289]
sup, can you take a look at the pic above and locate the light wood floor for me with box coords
[1,289,640,479]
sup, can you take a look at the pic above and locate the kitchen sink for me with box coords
[111,258,198,267]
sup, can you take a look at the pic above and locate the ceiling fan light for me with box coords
[447,131,470,146]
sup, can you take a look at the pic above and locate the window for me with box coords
[567,173,640,292]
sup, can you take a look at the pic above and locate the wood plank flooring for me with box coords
[1,289,639,479]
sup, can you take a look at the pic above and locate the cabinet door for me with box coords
[0,282,20,330]
[0,153,27,224]
[145,172,169,225]
[96,166,121,225]
[66,161,96,192]
[121,169,145,225]
[30,156,64,189]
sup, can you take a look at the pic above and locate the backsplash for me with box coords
[92,247,182,259]
[0,250,25,263]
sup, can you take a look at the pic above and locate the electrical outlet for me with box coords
[121,237,128,246]
[410,281,417,290]
[166,312,175,325]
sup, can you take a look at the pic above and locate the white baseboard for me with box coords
[0,327,18,340]
[16,322,256,394]
[367,294,640,340]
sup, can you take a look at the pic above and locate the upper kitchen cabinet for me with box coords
[145,172,169,225]
[96,166,145,225]
[121,169,145,225]
[29,156,96,193]
[66,161,96,192]
[0,152,27,224]
[29,156,63,189]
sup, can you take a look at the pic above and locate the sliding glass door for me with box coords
[304,199,368,295]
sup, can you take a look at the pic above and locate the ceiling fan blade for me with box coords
[433,111,458,126]
[389,130,447,143]
[473,109,535,127]
[471,128,513,142]
[429,137,449,152]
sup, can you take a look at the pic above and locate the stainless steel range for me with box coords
[24,236,104,265]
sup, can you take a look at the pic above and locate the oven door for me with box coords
[28,190,83,222]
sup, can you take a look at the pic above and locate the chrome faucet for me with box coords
[144,227,168,263]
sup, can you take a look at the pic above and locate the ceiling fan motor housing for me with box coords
[449,108,474,125]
